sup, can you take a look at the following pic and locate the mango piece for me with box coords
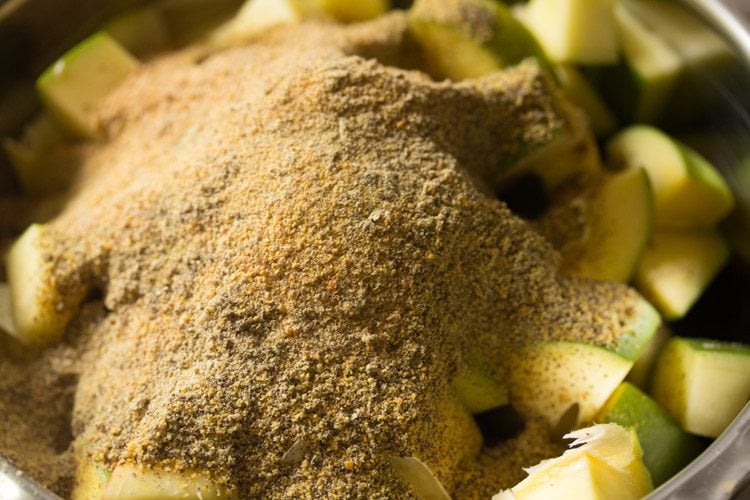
[608,125,734,229]
[634,230,729,321]
[597,382,703,486]
[36,32,139,139]
[559,167,652,282]
[517,0,618,65]
[103,463,236,500]
[451,356,509,414]
[409,0,553,81]
[6,224,86,346]
[650,337,750,438]
[494,423,653,499]
[507,298,659,428]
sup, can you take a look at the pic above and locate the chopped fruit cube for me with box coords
[0,283,34,361]
[6,224,87,346]
[424,391,483,491]
[556,167,652,283]
[555,64,617,137]
[494,423,653,499]
[36,32,139,139]
[210,0,313,47]
[451,356,509,414]
[317,0,389,22]
[634,230,729,321]
[619,0,736,126]
[597,382,704,486]
[650,337,750,438]
[389,457,450,500]
[607,125,734,229]
[3,113,74,194]
[507,299,660,427]
[72,460,111,500]
[724,154,750,264]
[158,0,245,47]
[212,0,386,48]
[516,0,618,65]
[508,343,632,427]
[518,105,603,191]
[601,4,682,124]
[408,19,503,79]
[0,283,14,336]
[103,463,237,500]
[408,0,552,81]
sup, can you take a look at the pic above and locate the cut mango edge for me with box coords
[424,390,483,492]
[561,166,653,283]
[494,423,653,499]
[3,113,73,195]
[634,230,729,321]
[102,463,237,500]
[505,296,659,426]
[5,224,85,346]
[211,0,388,49]
[389,457,450,500]
[650,337,750,438]
[626,324,671,389]
[72,460,111,500]
[36,32,139,139]
[607,125,734,229]
[555,64,617,137]
[451,355,509,414]
[408,0,555,81]
[597,382,704,486]
[103,5,172,58]
[518,0,619,65]
[317,0,389,23]
[209,0,310,48]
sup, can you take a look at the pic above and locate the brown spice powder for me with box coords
[0,13,644,498]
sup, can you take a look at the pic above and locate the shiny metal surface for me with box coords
[0,456,59,499]
[688,0,750,65]
[0,1,748,499]
[649,404,750,499]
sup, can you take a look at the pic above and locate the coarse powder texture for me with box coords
[0,12,646,499]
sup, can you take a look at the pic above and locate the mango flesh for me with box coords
[597,382,703,485]
[634,230,729,321]
[607,125,734,229]
[627,325,670,389]
[451,356,509,414]
[5,224,86,346]
[409,0,553,81]
[494,424,653,499]
[212,0,387,47]
[103,6,171,57]
[36,32,139,139]
[317,0,389,22]
[3,113,72,194]
[72,461,111,500]
[651,337,750,438]
[561,167,652,283]
[519,0,619,65]
[103,464,237,500]
[506,296,658,427]
[555,64,617,136]
[602,4,682,124]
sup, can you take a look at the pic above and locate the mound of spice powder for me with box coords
[0,13,644,498]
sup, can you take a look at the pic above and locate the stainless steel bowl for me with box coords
[0,0,748,498]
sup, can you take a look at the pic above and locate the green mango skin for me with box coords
[598,382,704,486]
